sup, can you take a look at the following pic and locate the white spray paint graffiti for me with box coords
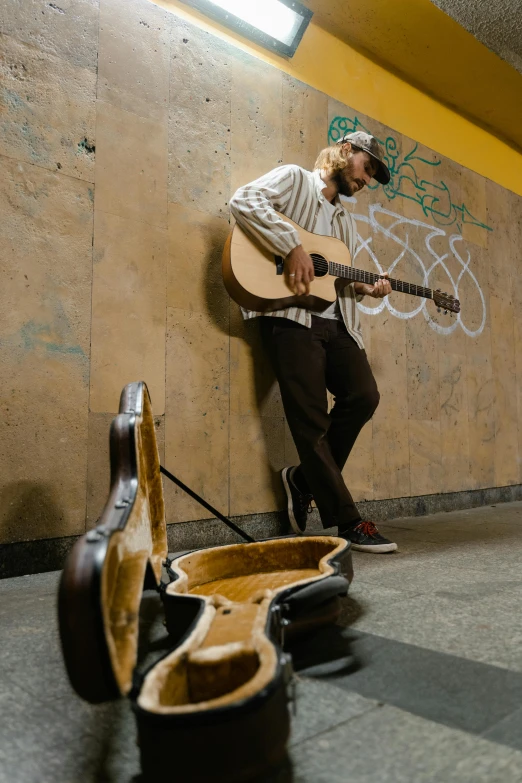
[347,201,486,337]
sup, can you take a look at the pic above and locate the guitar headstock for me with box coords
[433,289,460,315]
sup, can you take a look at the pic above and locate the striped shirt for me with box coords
[229,164,365,349]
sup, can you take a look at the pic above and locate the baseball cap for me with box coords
[336,131,390,185]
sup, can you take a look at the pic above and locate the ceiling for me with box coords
[304,0,522,152]
[430,0,522,75]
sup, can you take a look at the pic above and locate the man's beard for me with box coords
[333,159,362,197]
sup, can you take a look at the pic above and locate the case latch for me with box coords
[86,527,109,543]
[271,603,290,647]
[280,652,296,715]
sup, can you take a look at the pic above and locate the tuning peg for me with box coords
[437,307,441,313]
[444,310,448,315]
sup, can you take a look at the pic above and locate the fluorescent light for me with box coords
[180,0,313,57]
[211,0,302,45]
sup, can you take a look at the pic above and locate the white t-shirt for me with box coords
[310,195,342,320]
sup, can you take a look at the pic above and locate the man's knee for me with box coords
[341,384,380,418]
[367,385,380,415]
[359,384,379,420]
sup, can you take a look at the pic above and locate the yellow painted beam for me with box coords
[307,0,522,151]
[155,0,522,197]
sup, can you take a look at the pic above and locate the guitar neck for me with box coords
[330,261,433,300]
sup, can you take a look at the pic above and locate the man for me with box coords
[229,131,397,553]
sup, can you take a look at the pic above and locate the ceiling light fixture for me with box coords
[180,0,313,57]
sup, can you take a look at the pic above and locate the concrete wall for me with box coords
[1,0,522,546]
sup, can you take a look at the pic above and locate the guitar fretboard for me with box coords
[327,259,433,300]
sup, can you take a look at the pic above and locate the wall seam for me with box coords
[83,0,102,533]
[227,70,233,518]
[164,1,174,515]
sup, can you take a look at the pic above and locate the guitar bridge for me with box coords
[275,256,284,275]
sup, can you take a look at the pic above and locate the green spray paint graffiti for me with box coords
[328,116,492,234]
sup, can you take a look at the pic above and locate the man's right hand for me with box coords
[285,245,315,296]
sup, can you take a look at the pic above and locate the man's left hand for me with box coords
[354,273,392,299]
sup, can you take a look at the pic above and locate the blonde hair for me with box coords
[314,144,353,176]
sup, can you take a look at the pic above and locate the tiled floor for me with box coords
[1,501,522,782]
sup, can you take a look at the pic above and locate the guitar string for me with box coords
[309,253,459,308]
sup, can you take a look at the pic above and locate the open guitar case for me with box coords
[59,382,353,782]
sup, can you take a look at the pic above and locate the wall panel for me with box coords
[1,2,522,543]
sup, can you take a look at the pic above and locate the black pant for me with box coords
[260,316,379,528]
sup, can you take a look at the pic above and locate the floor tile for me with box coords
[289,677,377,747]
[290,704,522,783]
[0,570,60,595]
[332,631,522,735]
[352,557,522,598]
[0,678,139,783]
[345,588,522,672]
[482,705,522,753]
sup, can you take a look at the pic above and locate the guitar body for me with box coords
[223,212,461,316]
[222,212,351,312]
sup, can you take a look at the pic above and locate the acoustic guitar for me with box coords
[222,212,460,315]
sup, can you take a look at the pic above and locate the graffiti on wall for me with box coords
[329,115,490,337]
[350,203,486,337]
[329,115,492,234]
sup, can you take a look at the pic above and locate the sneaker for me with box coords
[340,521,398,553]
[281,466,313,535]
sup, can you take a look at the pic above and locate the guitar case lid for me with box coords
[59,382,168,704]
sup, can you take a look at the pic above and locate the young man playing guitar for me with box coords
[229,131,397,553]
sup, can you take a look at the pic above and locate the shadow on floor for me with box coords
[287,596,364,678]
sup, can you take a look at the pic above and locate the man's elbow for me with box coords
[229,198,239,220]
[229,189,245,220]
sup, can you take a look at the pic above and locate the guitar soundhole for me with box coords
[310,254,328,278]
